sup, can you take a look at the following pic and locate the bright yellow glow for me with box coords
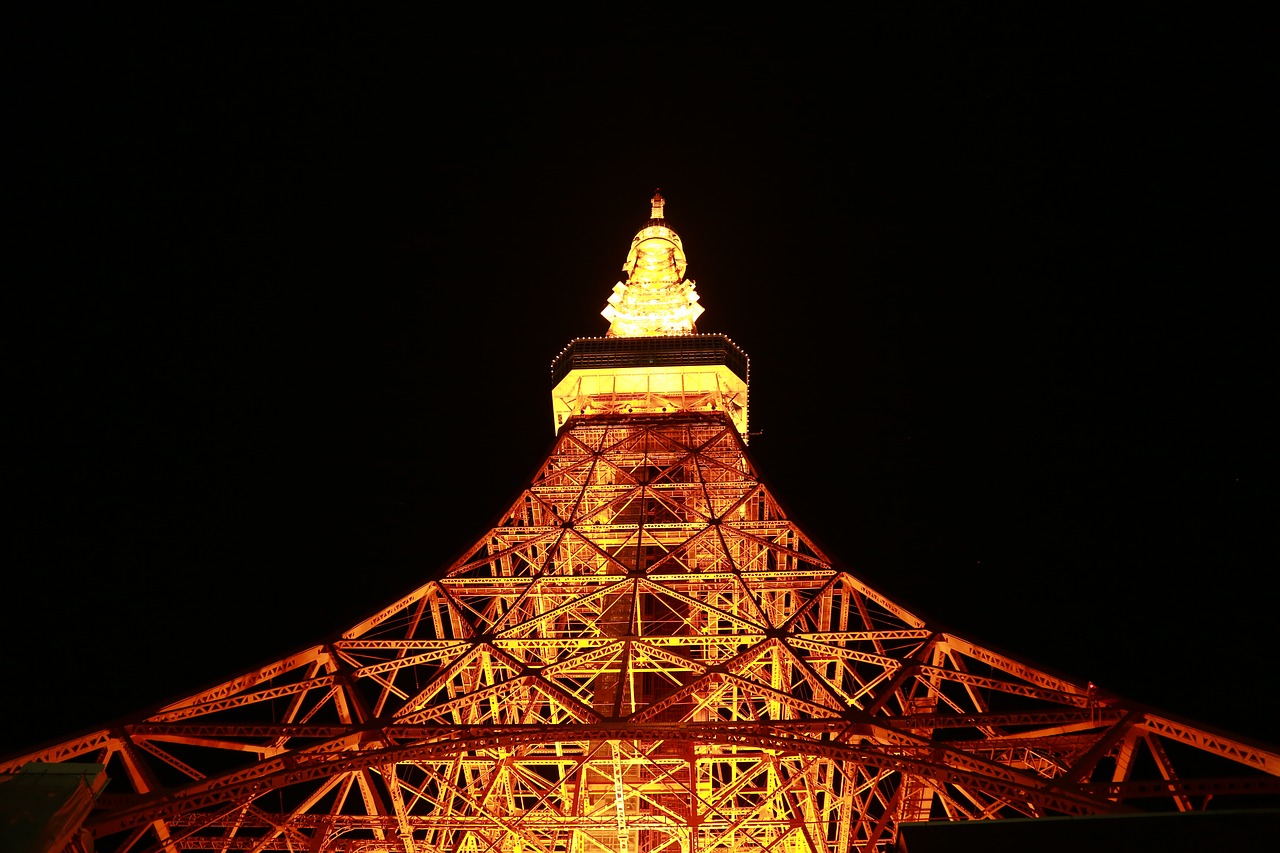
[601,190,705,337]
[551,362,748,437]
[557,191,749,440]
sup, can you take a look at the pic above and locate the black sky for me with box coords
[3,9,1274,758]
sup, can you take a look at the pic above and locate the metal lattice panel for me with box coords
[4,412,1279,853]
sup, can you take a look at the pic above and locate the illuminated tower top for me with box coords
[551,191,749,439]
[601,189,704,337]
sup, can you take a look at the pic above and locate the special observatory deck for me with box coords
[550,334,748,384]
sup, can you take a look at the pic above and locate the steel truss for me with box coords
[6,413,1279,853]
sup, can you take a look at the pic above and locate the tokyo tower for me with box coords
[3,191,1278,853]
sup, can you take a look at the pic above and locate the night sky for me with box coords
[4,10,1273,758]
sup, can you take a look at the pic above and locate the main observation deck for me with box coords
[550,333,749,438]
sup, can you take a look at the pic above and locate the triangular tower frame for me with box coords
[4,192,1278,853]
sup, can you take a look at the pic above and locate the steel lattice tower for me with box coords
[4,192,1279,853]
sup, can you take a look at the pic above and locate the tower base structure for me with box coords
[4,412,1278,853]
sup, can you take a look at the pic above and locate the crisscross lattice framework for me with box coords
[6,412,1279,853]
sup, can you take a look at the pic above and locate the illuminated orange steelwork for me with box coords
[4,193,1279,852]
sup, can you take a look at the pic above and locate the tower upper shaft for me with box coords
[552,192,749,439]
[601,189,704,338]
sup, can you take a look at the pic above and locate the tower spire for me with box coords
[553,191,748,438]
[602,191,702,338]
